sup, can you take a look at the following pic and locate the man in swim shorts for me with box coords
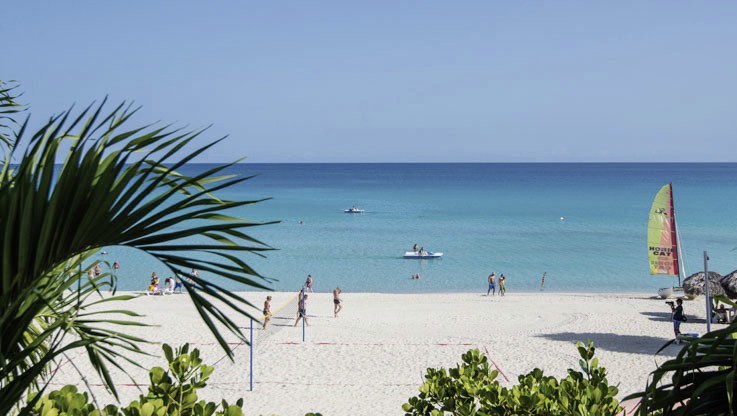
[487,272,496,296]
[333,287,342,317]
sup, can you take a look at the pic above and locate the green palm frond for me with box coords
[0,80,24,152]
[0,99,276,415]
[627,319,737,415]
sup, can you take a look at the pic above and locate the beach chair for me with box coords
[713,305,736,324]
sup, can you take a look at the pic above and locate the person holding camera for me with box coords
[667,299,685,338]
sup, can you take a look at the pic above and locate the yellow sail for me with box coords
[647,184,680,276]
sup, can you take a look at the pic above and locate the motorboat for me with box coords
[344,207,365,213]
[403,251,443,259]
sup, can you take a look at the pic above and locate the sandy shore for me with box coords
[47,291,721,415]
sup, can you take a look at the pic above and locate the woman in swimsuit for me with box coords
[262,296,272,329]
[294,293,309,326]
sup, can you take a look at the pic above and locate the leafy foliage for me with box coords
[626,313,737,416]
[0,96,276,415]
[403,341,622,416]
[0,79,24,151]
[28,344,244,416]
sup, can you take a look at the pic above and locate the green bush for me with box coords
[28,344,244,416]
[403,341,622,416]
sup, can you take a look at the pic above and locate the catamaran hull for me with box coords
[403,251,443,259]
[658,286,685,299]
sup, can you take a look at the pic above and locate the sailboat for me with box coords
[648,183,685,298]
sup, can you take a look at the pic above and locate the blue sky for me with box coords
[3,2,737,162]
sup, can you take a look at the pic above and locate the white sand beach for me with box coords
[48,291,721,415]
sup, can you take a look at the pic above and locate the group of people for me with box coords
[146,269,193,295]
[412,243,427,256]
[261,275,343,330]
[486,272,507,296]
[87,260,120,279]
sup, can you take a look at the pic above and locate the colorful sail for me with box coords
[648,184,680,276]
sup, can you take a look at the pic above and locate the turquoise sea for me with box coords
[104,163,737,294]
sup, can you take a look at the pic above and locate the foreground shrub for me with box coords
[28,344,244,416]
[403,341,622,415]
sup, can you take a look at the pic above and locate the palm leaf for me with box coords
[627,320,737,415]
[0,100,276,414]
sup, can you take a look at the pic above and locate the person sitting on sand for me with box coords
[294,293,309,327]
[147,272,161,295]
[333,287,342,317]
[147,277,161,295]
[164,277,174,294]
[262,296,272,329]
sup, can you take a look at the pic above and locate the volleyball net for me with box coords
[209,289,304,393]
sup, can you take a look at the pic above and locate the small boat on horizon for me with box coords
[344,207,365,213]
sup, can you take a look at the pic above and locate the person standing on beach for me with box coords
[305,274,313,292]
[294,292,309,326]
[262,296,272,329]
[333,287,342,317]
[174,276,184,293]
[499,275,506,296]
[670,298,685,338]
[487,272,496,296]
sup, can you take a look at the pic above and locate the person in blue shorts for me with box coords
[174,276,184,293]
[670,298,684,338]
[487,272,496,296]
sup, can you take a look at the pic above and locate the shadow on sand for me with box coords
[640,311,672,322]
[535,332,680,356]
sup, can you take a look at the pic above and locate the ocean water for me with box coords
[102,163,737,294]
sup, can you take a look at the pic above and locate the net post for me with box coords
[249,317,254,391]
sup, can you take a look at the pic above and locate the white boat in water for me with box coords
[403,251,443,259]
[344,207,365,213]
